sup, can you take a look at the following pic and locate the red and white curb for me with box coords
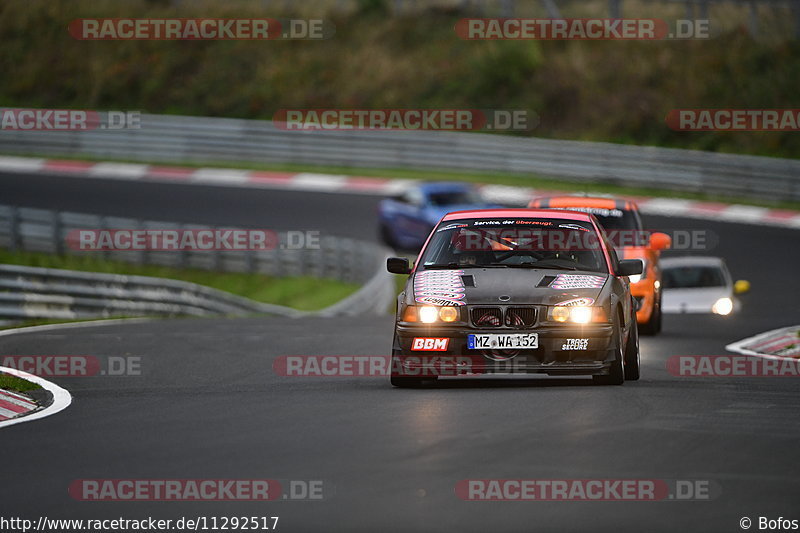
[726,325,800,359]
[2,155,799,229]
[0,318,153,429]
[0,388,38,421]
[0,366,71,429]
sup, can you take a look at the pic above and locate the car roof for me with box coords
[660,256,726,268]
[442,208,596,222]
[531,195,639,211]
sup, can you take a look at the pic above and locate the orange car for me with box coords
[528,196,671,335]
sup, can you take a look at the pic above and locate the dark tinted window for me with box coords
[662,266,727,288]
[426,190,482,206]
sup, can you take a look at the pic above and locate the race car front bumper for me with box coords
[392,323,616,377]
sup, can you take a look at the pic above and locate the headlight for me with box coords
[439,306,459,322]
[548,306,607,324]
[402,305,461,323]
[419,306,439,323]
[712,297,733,316]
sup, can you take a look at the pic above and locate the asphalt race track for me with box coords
[2,171,800,532]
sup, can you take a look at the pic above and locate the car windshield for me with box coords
[419,218,608,273]
[426,190,482,206]
[662,266,727,288]
[539,205,646,247]
[549,206,641,232]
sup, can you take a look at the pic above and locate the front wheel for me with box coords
[593,351,624,385]
[593,321,625,385]
[623,320,641,381]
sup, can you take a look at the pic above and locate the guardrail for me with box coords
[0,204,395,321]
[1,113,798,202]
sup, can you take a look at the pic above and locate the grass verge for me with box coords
[0,373,42,393]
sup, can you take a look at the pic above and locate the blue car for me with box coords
[378,182,499,251]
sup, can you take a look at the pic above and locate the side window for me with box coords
[602,232,620,273]
[403,189,425,206]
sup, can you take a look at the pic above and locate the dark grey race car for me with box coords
[387,208,643,387]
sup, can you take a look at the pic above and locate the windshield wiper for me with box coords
[423,263,486,269]
[503,263,579,270]
[422,263,460,269]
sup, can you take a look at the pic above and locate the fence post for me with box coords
[609,0,622,19]
[747,0,758,36]
[8,206,19,252]
[792,0,800,39]
[685,0,694,21]
[178,223,188,270]
[699,0,709,20]
[541,0,562,19]
[52,209,62,255]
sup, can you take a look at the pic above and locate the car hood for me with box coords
[662,287,732,313]
[411,268,608,306]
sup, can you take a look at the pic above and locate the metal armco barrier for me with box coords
[0,205,395,321]
[1,113,798,201]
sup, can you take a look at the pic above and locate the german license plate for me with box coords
[467,333,538,350]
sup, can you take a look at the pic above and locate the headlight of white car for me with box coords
[712,297,733,316]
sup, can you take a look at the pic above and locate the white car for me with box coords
[661,256,750,315]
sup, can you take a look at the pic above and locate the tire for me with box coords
[390,376,426,388]
[624,319,641,381]
[593,319,625,386]
[389,348,436,387]
[639,296,662,336]
[379,223,397,249]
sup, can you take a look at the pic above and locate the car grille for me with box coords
[471,307,503,327]
[471,307,537,328]
[506,307,537,327]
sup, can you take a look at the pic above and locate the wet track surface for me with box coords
[2,171,800,532]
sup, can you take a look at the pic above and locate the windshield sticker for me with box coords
[415,270,467,306]
[558,223,590,232]
[555,297,595,306]
[551,274,606,289]
[437,223,468,232]
[472,219,554,227]
[553,207,623,218]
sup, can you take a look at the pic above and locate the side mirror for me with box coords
[734,280,750,294]
[387,257,412,275]
[649,232,671,251]
[617,259,644,277]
